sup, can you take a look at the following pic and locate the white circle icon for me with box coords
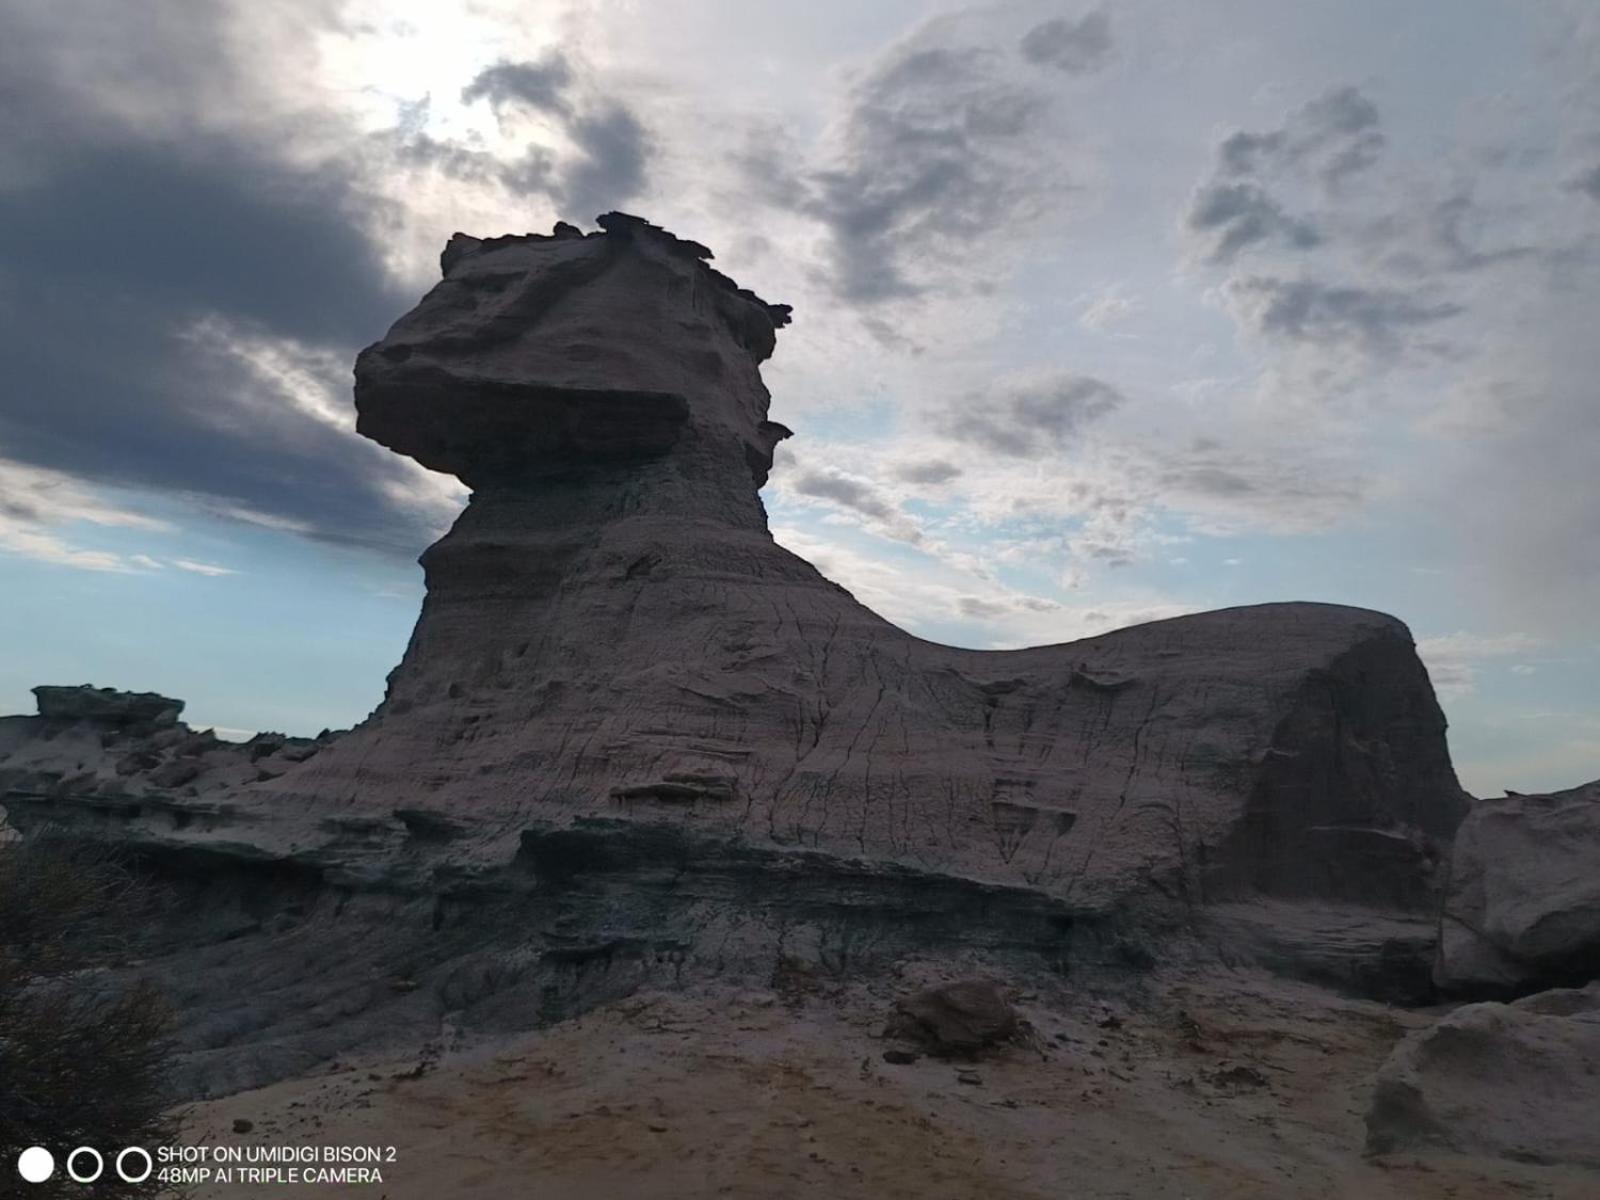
[17,1147,54,1183]
[115,1147,153,1184]
[67,1147,105,1183]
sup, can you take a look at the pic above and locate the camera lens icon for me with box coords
[16,1147,54,1183]
[116,1147,153,1183]
[67,1147,105,1183]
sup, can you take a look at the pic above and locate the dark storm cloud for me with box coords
[459,56,653,217]
[1187,182,1320,263]
[0,16,653,555]
[943,374,1123,458]
[560,105,651,217]
[1018,11,1112,75]
[460,54,573,114]
[1225,276,1463,357]
[0,5,445,555]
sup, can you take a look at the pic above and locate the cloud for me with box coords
[781,461,925,545]
[0,526,130,573]
[1223,275,1463,357]
[1186,86,1385,264]
[770,523,1188,649]
[1187,182,1320,263]
[0,9,656,562]
[1427,295,1600,635]
[560,104,651,217]
[747,10,1075,305]
[0,1,473,556]
[0,458,166,573]
[172,559,239,577]
[1018,11,1112,75]
[942,373,1123,458]
[457,53,653,218]
[1217,85,1384,191]
[1078,286,1140,332]
[460,55,573,115]
[1416,631,1543,699]
[1568,163,1600,201]
[895,458,963,485]
[789,467,898,522]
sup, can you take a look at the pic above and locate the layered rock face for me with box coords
[0,215,1476,1094]
[0,686,328,808]
[230,213,1466,914]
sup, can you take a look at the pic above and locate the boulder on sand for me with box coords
[1366,982,1600,1166]
[887,979,1020,1057]
[1435,779,1600,995]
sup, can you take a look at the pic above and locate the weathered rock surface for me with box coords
[1435,779,1600,996]
[886,978,1020,1056]
[0,215,1474,1096]
[258,214,1466,907]
[0,688,328,824]
[31,684,183,727]
[1366,982,1600,1165]
[355,211,793,490]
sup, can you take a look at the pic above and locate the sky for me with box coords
[0,0,1596,796]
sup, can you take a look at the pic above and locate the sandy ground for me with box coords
[182,970,1596,1200]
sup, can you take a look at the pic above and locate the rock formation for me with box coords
[1366,981,1600,1166]
[0,686,328,820]
[1435,778,1600,995]
[885,978,1022,1057]
[245,213,1467,906]
[30,684,184,727]
[0,215,1476,1095]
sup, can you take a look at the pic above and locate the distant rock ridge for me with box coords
[0,215,1479,1097]
[32,683,184,727]
[0,686,330,819]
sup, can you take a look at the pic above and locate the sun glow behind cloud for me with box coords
[313,0,557,140]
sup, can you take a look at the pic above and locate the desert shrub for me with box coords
[0,833,179,1198]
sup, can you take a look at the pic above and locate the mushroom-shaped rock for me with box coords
[5,218,1474,1073]
[355,212,793,492]
[0,214,1486,1098]
[259,215,1470,925]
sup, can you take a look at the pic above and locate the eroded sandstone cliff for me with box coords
[0,215,1474,1095]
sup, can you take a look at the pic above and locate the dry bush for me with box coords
[0,834,180,1199]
